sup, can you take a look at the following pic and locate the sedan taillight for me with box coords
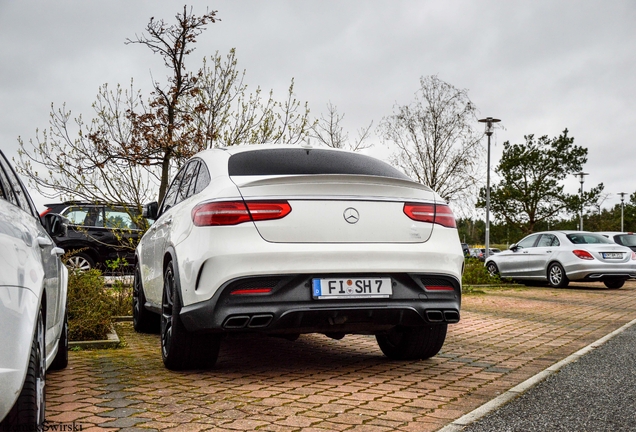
[192,201,291,226]
[572,249,595,260]
[403,203,457,228]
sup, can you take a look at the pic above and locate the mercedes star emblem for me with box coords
[343,207,360,224]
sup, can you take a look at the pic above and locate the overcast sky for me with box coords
[1,0,634,212]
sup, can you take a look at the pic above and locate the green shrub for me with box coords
[67,269,115,341]
[105,258,133,317]
[462,258,505,286]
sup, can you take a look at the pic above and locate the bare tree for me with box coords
[16,7,313,207]
[310,102,372,151]
[379,75,484,204]
[17,83,155,207]
[192,49,312,148]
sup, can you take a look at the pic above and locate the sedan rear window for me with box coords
[566,233,614,244]
[228,148,411,180]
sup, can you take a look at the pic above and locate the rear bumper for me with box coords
[179,272,461,335]
[564,262,636,281]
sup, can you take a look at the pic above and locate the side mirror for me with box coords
[509,244,518,252]
[43,213,68,237]
[143,202,159,220]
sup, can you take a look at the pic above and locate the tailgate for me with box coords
[231,174,438,243]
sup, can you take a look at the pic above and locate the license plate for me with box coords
[602,252,623,259]
[312,277,392,299]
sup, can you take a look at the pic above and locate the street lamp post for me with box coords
[576,172,588,231]
[619,192,627,232]
[478,117,501,260]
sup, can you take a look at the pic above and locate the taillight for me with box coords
[572,250,595,260]
[192,201,291,226]
[631,251,636,261]
[403,203,456,228]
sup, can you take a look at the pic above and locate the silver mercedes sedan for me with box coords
[485,231,636,289]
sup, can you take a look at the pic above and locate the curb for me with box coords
[68,317,132,349]
[437,317,636,432]
[69,327,121,349]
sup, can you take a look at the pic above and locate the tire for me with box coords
[376,324,447,360]
[161,261,220,370]
[133,264,160,333]
[49,312,68,370]
[604,279,625,289]
[486,261,499,276]
[548,262,569,288]
[1,306,46,430]
[65,252,94,272]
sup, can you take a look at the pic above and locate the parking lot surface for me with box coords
[47,281,636,431]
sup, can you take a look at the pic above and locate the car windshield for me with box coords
[616,234,636,247]
[566,233,614,245]
[228,148,411,180]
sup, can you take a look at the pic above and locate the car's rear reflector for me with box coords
[572,249,595,260]
[230,288,273,295]
[424,285,455,291]
[403,203,457,228]
[192,201,291,226]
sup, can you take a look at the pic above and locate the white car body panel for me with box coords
[232,174,436,243]
[0,197,67,421]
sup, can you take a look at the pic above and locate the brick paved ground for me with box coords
[46,281,636,431]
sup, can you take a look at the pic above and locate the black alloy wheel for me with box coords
[160,260,220,370]
[376,324,448,360]
[133,264,159,333]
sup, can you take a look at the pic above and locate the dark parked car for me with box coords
[41,201,148,273]
[471,248,502,261]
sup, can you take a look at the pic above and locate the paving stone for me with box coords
[46,282,636,431]
[98,417,150,428]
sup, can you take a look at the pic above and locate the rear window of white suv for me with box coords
[228,148,411,180]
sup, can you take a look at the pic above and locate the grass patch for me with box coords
[461,258,515,294]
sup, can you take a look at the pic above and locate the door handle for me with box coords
[546,250,552,253]
[51,247,65,256]
[37,237,53,248]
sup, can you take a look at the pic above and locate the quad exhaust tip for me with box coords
[223,314,274,329]
[425,310,460,323]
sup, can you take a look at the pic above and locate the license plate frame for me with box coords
[602,252,623,259]
[312,277,392,299]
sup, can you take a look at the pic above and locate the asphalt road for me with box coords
[460,322,636,432]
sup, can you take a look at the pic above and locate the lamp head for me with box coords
[478,117,501,136]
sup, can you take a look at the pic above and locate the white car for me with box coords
[597,231,636,253]
[0,150,68,429]
[134,145,463,370]
[485,231,636,288]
